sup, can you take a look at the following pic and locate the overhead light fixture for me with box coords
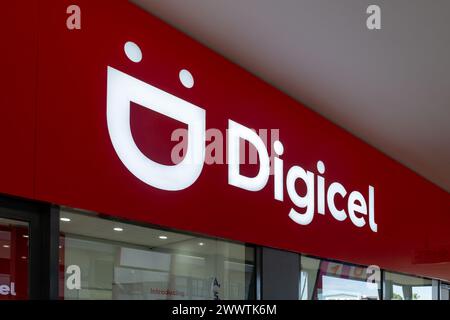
[3,245,10,248]
[23,235,29,238]
[113,227,124,232]
[159,235,168,240]
[198,242,205,246]
[60,217,71,222]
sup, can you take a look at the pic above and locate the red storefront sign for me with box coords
[2,0,449,281]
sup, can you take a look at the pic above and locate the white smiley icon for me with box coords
[107,41,206,191]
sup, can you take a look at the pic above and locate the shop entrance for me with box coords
[0,196,59,299]
[0,217,29,299]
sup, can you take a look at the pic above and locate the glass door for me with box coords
[0,196,59,300]
[441,282,450,300]
[0,218,29,299]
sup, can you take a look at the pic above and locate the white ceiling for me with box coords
[60,209,251,260]
[131,0,450,192]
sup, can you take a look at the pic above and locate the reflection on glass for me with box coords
[383,272,438,300]
[0,218,29,300]
[300,256,380,300]
[59,209,255,300]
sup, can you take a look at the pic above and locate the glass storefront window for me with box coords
[300,256,380,300]
[441,282,450,300]
[0,218,29,300]
[383,272,437,300]
[59,208,255,300]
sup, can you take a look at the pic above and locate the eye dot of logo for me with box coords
[124,41,142,63]
[123,41,194,89]
[179,69,194,89]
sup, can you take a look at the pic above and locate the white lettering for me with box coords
[348,191,367,227]
[228,120,270,192]
[327,182,347,222]
[107,41,378,233]
[287,166,315,226]
[0,285,10,295]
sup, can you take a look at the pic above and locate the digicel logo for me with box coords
[107,41,377,233]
